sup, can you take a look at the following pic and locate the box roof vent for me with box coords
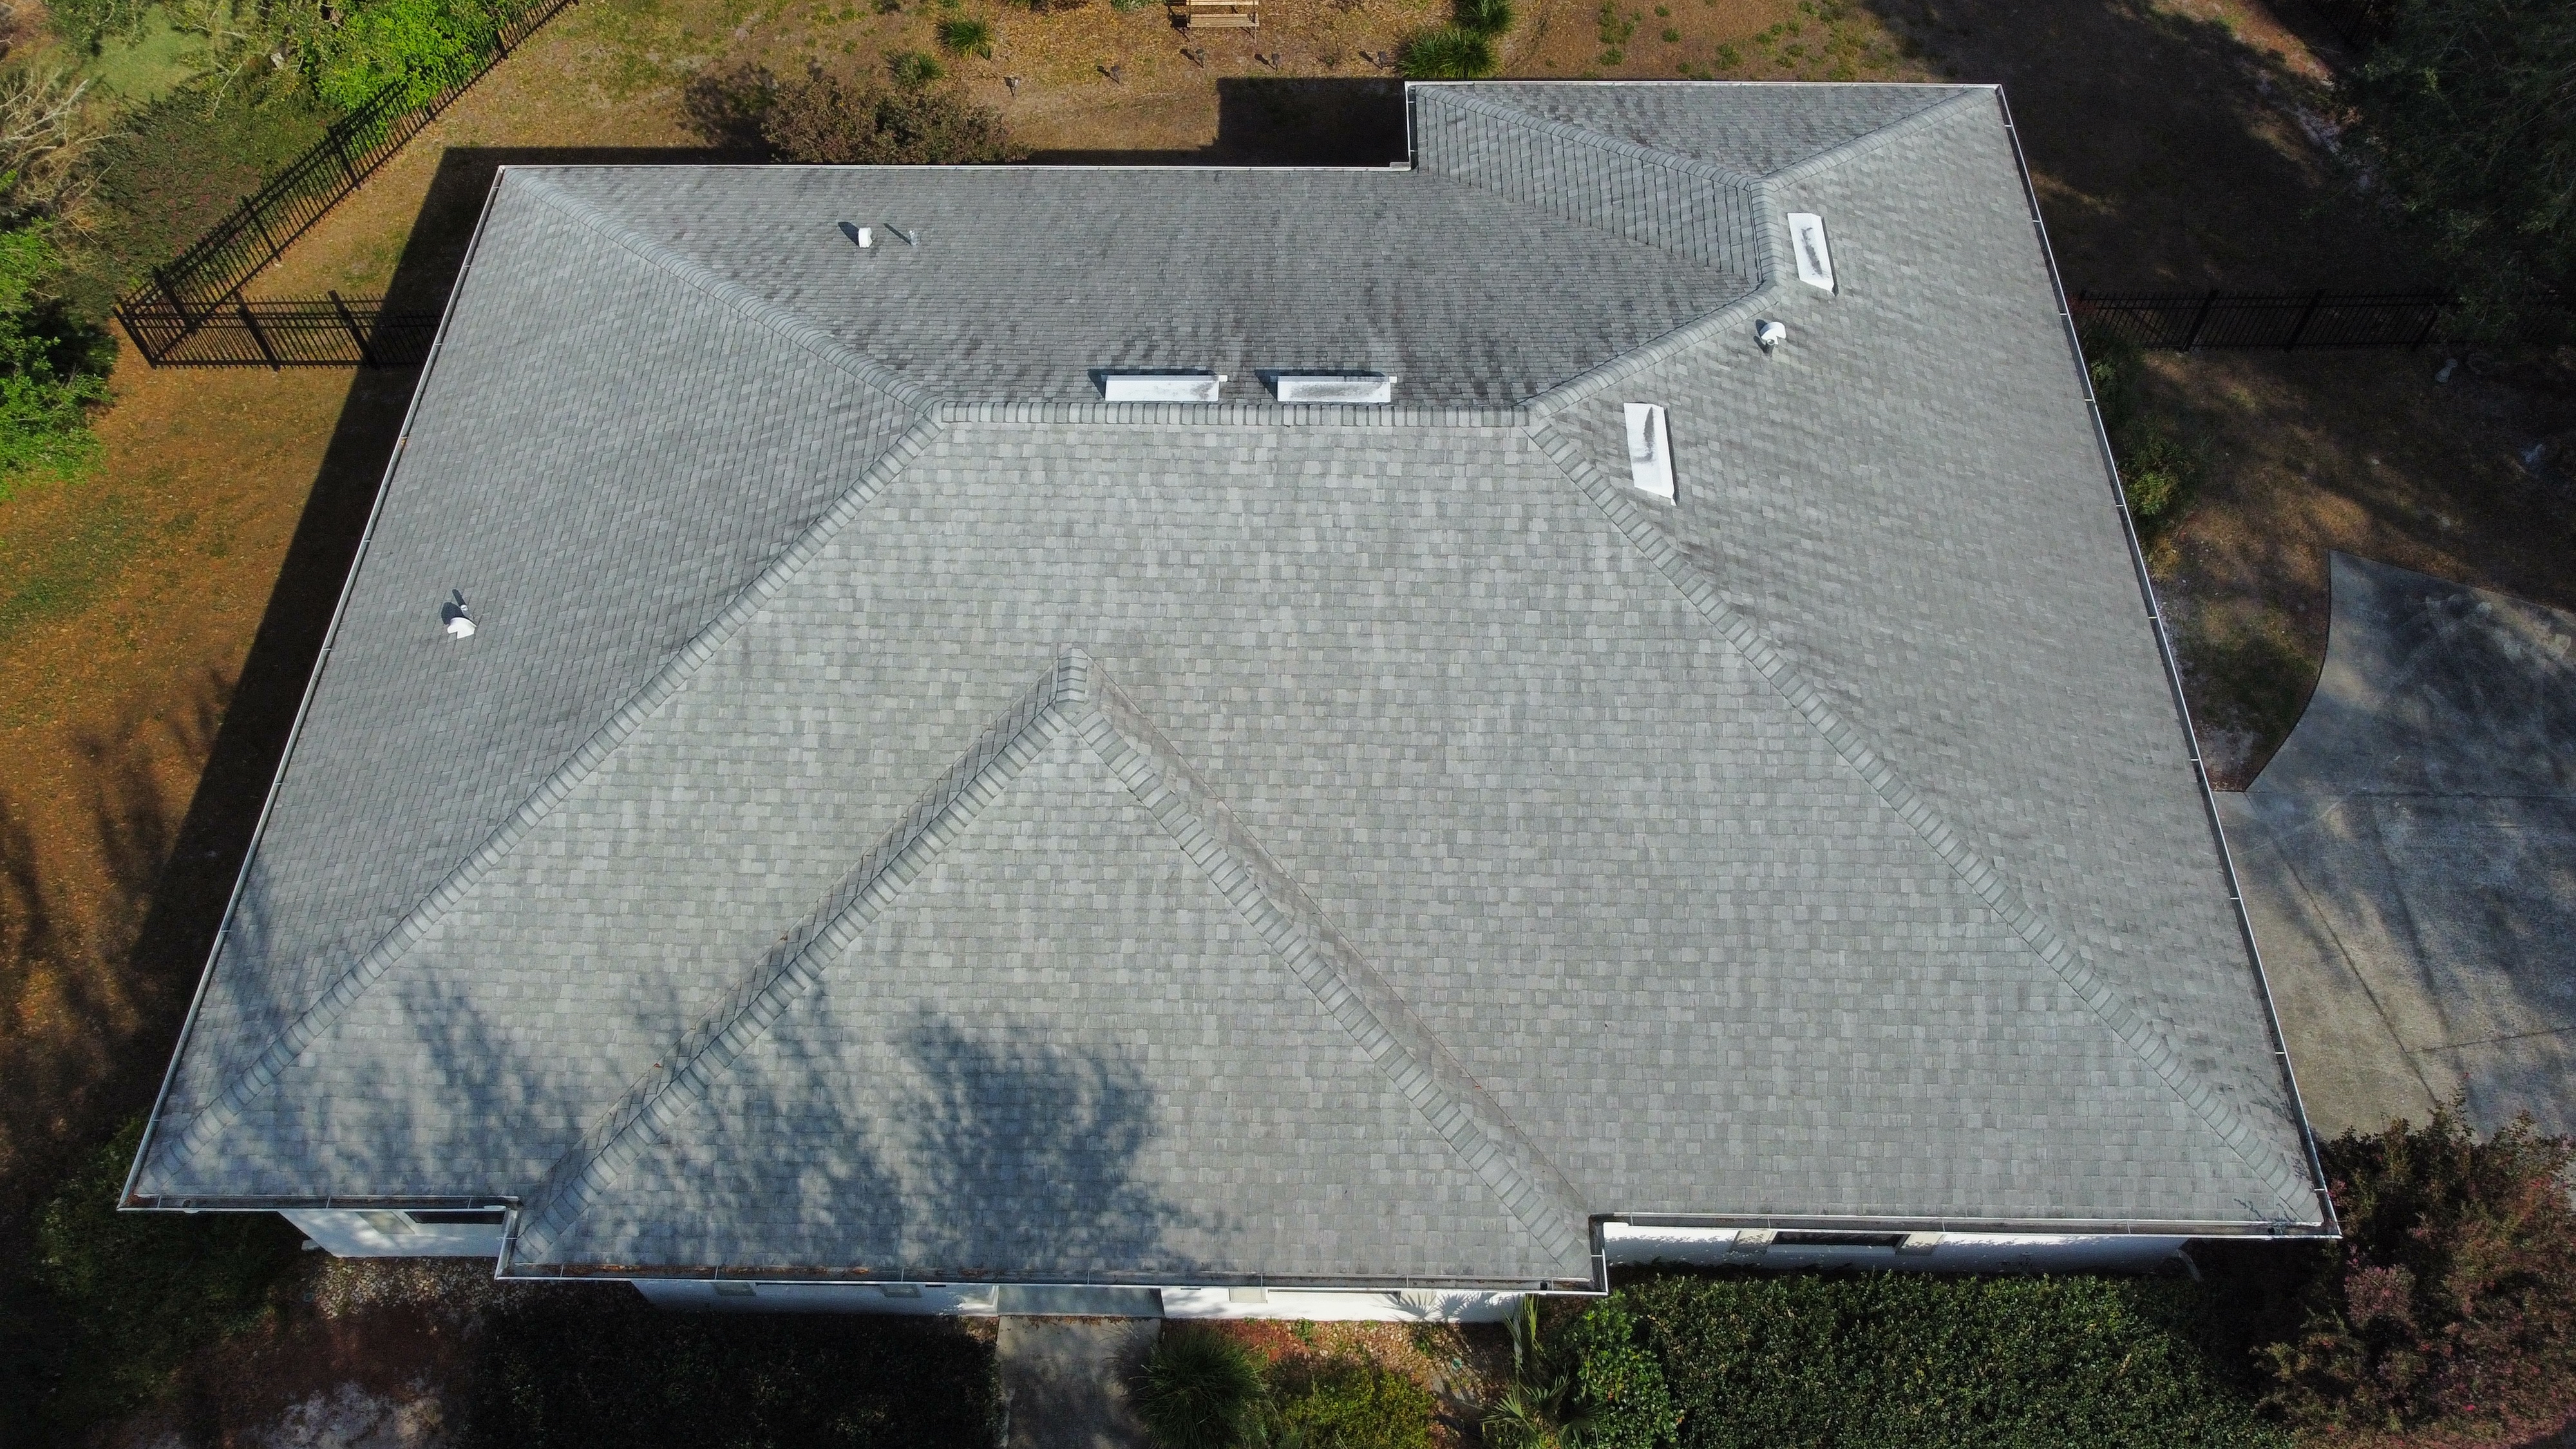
[1271,372,1396,404]
[1100,372,1225,402]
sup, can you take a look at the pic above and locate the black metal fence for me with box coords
[2073,289,2471,351]
[118,294,442,368]
[114,0,576,362]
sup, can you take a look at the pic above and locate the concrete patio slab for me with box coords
[2219,553,2576,1140]
[998,1316,1159,1449]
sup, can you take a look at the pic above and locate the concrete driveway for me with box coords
[2218,553,2576,1141]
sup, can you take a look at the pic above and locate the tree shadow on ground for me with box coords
[1023,77,1406,166]
[1854,0,2430,289]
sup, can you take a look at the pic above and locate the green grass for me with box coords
[934,16,992,56]
[82,7,209,104]
[0,493,142,643]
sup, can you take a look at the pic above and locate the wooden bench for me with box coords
[1170,0,1257,28]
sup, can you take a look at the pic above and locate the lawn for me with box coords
[2,0,2572,1435]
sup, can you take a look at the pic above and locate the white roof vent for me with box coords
[1786,213,1835,292]
[1271,372,1395,404]
[441,591,475,639]
[1100,372,1225,402]
[1756,319,1788,354]
[1624,403,1674,501]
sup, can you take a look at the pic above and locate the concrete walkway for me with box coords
[997,1316,1159,1449]
[2219,553,2576,1140]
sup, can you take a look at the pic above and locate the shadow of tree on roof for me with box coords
[894,1009,1208,1281]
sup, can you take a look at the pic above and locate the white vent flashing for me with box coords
[1756,319,1788,354]
[441,591,475,639]
[1787,213,1835,292]
[1101,372,1226,402]
[1624,403,1674,501]
[1271,373,1396,404]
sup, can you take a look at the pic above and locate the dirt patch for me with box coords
[2144,346,2576,786]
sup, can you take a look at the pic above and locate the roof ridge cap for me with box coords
[1075,673,1593,1270]
[1763,85,1996,184]
[1528,419,2320,1223]
[511,172,937,415]
[509,650,1092,1265]
[146,417,947,1186]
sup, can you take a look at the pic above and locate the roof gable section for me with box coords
[1437,82,1976,181]
[510,653,1587,1282]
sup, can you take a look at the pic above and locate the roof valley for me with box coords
[1527,417,2318,1220]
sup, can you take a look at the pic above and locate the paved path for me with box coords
[998,1316,1160,1449]
[2219,553,2576,1140]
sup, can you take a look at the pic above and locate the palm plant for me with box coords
[1396,26,1494,79]
[1136,1327,1265,1449]
[1480,1298,1598,1449]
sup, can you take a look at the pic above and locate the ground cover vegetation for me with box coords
[1139,1325,1442,1448]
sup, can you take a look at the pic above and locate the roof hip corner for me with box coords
[508,171,940,416]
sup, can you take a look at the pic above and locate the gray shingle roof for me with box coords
[134,83,2326,1287]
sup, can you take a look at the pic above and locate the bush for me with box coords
[31,1117,304,1430]
[1555,1298,1680,1449]
[77,71,337,303]
[1622,1270,2287,1448]
[1397,26,1495,78]
[750,63,1020,164]
[0,225,115,497]
[2257,1106,2576,1442]
[935,17,994,56]
[1262,1355,1435,1449]
[2081,323,2199,535]
[1454,0,1514,36]
[466,1287,999,1446]
[312,0,502,112]
[886,48,944,87]
[1137,1328,1264,1449]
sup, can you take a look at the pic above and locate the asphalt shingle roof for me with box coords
[134,82,2326,1287]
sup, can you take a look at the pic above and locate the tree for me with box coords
[2347,0,2576,333]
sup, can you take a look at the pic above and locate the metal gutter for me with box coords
[121,164,517,1213]
[1993,85,2340,1239]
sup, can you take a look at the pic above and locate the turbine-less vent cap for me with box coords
[1271,372,1396,404]
[1100,372,1225,402]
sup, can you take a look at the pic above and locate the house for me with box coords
[126,82,2333,1320]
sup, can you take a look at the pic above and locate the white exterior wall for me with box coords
[283,1208,507,1258]
[631,1280,1528,1320]
[1604,1222,2195,1274]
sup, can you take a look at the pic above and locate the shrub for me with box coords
[77,71,337,302]
[0,225,115,497]
[1454,0,1513,36]
[46,0,152,50]
[2081,322,2199,535]
[1397,26,1495,78]
[32,1117,304,1429]
[466,1287,999,1446]
[1555,1298,1679,1449]
[886,48,944,87]
[312,0,502,112]
[1136,1328,1264,1449]
[2257,1106,2576,1442]
[1262,1355,1435,1449]
[752,62,1020,164]
[1622,1270,2287,1448]
[936,16,994,56]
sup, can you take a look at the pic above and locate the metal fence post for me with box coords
[328,290,382,368]
[2410,299,2445,350]
[238,301,283,370]
[2284,290,2326,351]
[2182,288,2220,350]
